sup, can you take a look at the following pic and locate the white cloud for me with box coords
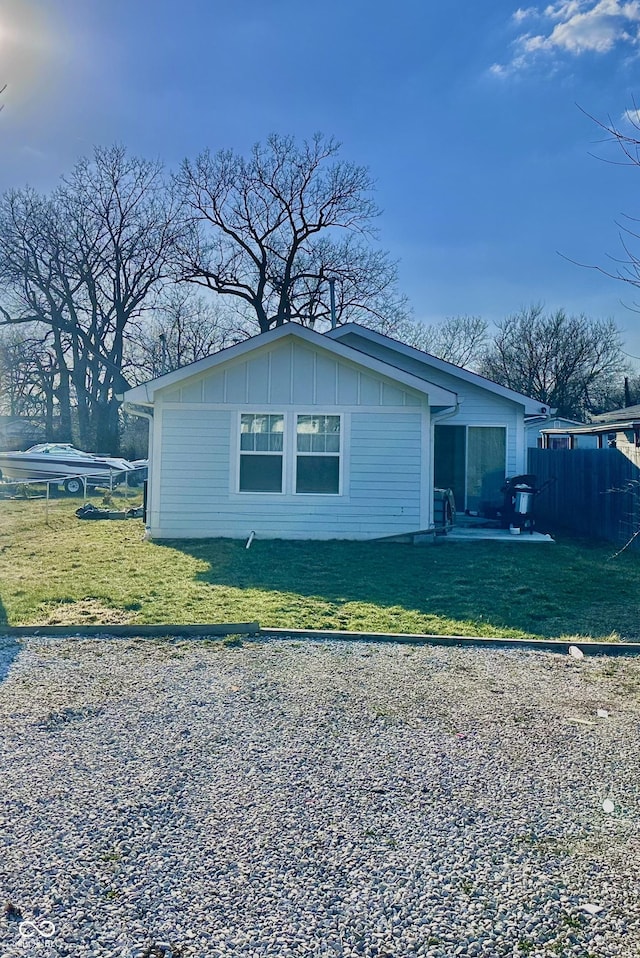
[622,106,640,125]
[513,6,538,21]
[544,1,587,21]
[492,0,640,75]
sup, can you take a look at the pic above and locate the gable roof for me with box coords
[525,415,582,427]
[591,403,640,424]
[122,322,458,408]
[326,323,544,415]
[542,421,640,438]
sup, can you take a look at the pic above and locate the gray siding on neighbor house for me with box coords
[335,332,525,478]
[149,406,425,540]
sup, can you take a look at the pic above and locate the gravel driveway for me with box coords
[0,637,639,958]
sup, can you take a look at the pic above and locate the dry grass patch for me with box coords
[32,598,140,626]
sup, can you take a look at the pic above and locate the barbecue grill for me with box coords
[500,474,538,533]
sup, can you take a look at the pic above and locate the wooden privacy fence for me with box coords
[527,447,640,546]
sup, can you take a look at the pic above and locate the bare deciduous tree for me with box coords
[0,189,77,439]
[376,314,488,368]
[0,146,183,451]
[480,305,626,419]
[572,104,640,307]
[175,133,408,333]
[0,324,54,424]
[127,287,247,380]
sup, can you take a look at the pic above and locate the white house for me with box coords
[122,323,544,540]
[525,414,598,450]
[540,403,640,452]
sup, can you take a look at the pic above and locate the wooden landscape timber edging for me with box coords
[1,622,639,655]
[259,627,640,656]
[0,622,260,639]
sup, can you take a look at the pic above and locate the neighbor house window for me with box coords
[239,414,284,492]
[296,415,340,494]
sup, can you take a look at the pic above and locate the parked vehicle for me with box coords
[0,443,138,493]
[128,459,148,484]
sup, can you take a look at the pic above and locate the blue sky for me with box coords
[3,0,640,359]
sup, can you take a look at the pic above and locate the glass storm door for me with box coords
[434,425,506,513]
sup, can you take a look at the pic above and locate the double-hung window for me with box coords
[239,414,284,492]
[238,413,341,494]
[296,415,341,494]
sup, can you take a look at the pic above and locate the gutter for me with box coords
[121,400,153,421]
[431,398,461,427]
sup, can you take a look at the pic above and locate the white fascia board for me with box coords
[122,323,458,408]
[543,421,640,436]
[527,415,581,428]
[120,384,155,405]
[327,323,543,415]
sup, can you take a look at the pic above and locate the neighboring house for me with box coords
[0,416,45,450]
[122,323,543,540]
[541,403,640,452]
[525,415,598,450]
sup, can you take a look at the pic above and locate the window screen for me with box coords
[296,415,340,494]
[239,414,284,492]
[466,427,506,512]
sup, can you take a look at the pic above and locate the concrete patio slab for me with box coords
[445,526,554,542]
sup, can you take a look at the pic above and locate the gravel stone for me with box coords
[0,636,639,957]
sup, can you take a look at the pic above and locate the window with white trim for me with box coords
[237,413,342,495]
[296,415,341,494]
[239,413,284,492]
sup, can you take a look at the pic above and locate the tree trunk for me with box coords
[94,398,121,454]
[53,364,73,442]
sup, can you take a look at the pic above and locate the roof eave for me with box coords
[121,323,459,408]
[543,422,640,437]
[327,323,543,413]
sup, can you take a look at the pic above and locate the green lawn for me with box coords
[0,495,638,639]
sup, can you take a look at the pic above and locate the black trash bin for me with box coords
[500,474,537,533]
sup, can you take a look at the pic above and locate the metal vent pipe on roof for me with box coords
[329,278,337,329]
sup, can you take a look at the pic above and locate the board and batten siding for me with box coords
[335,332,526,478]
[159,339,423,409]
[147,339,430,540]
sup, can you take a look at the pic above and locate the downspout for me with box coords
[431,401,461,428]
[122,401,154,537]
[429,398,462,526]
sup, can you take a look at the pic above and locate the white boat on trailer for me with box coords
[0,443,139,493]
